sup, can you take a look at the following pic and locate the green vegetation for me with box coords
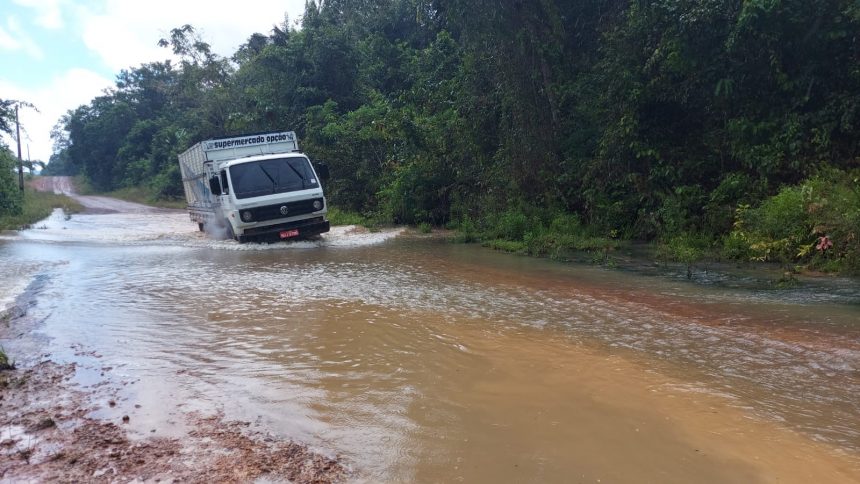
[0,188,83,231]
[0,347,15,371]
[0,147,22,218]
[101,186,186,210]
[2,1,857,272]
[454,209,621,262]
[326,207,377,227]
[656,234,713,279]
[726,169,860,274]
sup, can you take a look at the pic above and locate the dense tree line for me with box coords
[0,99,23,216]
[47,0,860,270]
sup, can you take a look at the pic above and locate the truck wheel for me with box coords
[224,220,237,241]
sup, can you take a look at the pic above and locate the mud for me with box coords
[0,297,347,483]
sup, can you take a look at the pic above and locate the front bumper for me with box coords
[240,216,330,239]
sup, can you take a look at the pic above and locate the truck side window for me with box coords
[208,175,221,195]
[220,171,229,194]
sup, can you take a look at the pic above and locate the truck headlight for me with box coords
[313,199,323,211]
[241,210,253,222]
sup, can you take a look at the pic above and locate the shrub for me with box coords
[725,169,860,273]
[485,209,532,241]
[0,148,22,217]
[0,347,14,371]
[327,206,373,226]
[658,233,713,278]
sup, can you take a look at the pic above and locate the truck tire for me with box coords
[224,221,249,243]
[224,220,237,241]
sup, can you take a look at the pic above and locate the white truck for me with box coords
[178,131,330,242]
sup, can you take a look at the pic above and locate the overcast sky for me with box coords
[1,0,307,163]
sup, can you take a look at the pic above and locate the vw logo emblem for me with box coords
[280,205,289,215]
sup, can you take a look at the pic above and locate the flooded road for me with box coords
[1,181,859,482]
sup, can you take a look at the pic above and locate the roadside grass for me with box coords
[101,186,186,209]
[75,178,185,209]
[327,207,381,230]
[448,210,622,263]
[0,188,83,231]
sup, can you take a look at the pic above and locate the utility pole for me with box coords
[15,104,23,191]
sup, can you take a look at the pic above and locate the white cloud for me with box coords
[0,25,18,50]
[1,0,308,162]
[13,0,66,29]
[78,0,306,71]
[0,16,44,59]
[0,68,114,162]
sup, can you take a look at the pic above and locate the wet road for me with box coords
[1,178,859,482]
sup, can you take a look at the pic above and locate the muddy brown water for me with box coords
[1,191,859,482]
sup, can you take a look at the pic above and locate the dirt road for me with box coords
[30,176,170,214]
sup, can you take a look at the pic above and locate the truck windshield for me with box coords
[229,157,319,199]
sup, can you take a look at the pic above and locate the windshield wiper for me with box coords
[284,160,308,189]
[258,165,277,188]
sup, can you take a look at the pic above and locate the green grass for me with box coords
[0,188,84,231]
[483,239,527,253]
[327,206,375,226]
[75,178,184,209]
[101,186,186,209]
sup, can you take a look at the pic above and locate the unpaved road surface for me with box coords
[30,176,172,214]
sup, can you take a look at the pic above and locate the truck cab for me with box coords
[207,153,329,242]
[178,131,330,242]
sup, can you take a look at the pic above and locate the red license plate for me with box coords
[279,229,300,239]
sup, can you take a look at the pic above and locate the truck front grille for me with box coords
[247,198,324,223]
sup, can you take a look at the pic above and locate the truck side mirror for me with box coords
[313,162,330,181]
[209,175,221,194]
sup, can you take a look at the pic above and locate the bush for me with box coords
[725,169,860,273]
[0,347,13,371]
[657,233,713,278]
[449,216,479,243]
[0,148,22,217]
[802,169,860,272]
[656,185,707,237]
[704,173,766,234]
[456,205,621,262]
[327,206,373,226]
[482,209,533,241]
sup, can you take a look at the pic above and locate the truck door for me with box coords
[203,163,221,205]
